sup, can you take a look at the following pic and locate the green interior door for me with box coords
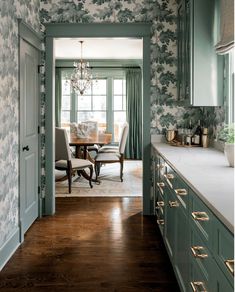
[20,38,39,238]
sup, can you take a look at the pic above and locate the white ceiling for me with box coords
[54,38,143,60]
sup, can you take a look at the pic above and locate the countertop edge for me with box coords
[152,143,234,234]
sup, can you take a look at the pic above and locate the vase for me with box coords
[224,143,234,167]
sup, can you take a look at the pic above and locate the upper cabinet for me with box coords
[177,0,223,106]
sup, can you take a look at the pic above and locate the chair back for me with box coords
[119,122,129,154]
[55,127,71,161]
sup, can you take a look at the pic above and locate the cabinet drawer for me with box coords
[190,226,212,281]
[164,163,177,190]
[174,175,189,211]
[190,258,210,292]
[213,220,234,285]
[190,192,213,249]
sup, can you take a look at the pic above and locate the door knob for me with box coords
[22,145,29,152]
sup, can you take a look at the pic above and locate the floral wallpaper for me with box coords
[0,0,41,248]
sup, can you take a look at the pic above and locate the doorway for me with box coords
[44,23,151,215]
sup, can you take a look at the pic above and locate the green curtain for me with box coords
[55,68,62,127]
[125,68,142,159]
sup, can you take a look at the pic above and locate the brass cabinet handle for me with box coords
[157,182,165,188]
[157,163,164,170]
[225,259,234,275]
[156,201,164,207]
[190,281,207,292]
[191,246,208,259]
[157,219,164,225]
[169,200,179,208]
[175,188,188,196]
[192,212,209,221]
[164,173,174,188]
[157,182,165,195]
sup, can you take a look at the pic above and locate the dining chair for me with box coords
[98,122,127,154]
[82,121,99,154]
[55,127,93,193]
[94,122,129,182]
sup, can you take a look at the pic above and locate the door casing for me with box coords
[44,23,151,215]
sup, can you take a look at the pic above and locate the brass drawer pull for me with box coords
[157,219,164,225]
[191,246,208,259]
[175,188,188,196]
[225,259,234,275]
[169,200,179,208]
[157,163,164,170]
[190,281,207,292]
[164,173,174,188]
[156,201,164,207]
[192,212,209,221]
[157,182,165,188]
[157,182,165,195]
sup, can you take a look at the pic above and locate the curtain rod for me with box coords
[55,66,141,69]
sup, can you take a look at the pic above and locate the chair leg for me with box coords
[120,161,123,182]
[95,162,99,181]
[67,161,72,193]
[89,165,93,188]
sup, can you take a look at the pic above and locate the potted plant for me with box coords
[218,124,234,167]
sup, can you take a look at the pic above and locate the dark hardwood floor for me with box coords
[0,197,179,292]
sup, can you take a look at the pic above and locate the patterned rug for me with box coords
[56,160,142,197]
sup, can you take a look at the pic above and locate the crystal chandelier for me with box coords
[70,41,92,95]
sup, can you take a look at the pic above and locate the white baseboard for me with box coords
[0,228,20,271]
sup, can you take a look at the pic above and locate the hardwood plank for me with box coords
[0,197,179,291]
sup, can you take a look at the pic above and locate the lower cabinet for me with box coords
[152,149,234,292]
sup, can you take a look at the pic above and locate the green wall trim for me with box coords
[45,23,151,38]
[0,228,20,271]
[18,19,42,50]
[45,22,151,215]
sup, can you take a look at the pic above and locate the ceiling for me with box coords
[54,38,143,60]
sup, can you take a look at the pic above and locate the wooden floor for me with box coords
[0,198,179,292]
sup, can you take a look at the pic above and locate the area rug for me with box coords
[56,160,142,197]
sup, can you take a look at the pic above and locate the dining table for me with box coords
[69,132,112,160]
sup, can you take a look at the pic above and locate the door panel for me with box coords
[20,38,39,237]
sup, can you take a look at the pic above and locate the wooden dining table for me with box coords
[69,132,112,160]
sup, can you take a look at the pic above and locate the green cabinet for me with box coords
[177,0,223,106]
[152,146,234,292]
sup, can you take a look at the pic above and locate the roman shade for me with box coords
[215,0,234,54]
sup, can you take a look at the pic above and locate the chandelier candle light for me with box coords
[70,41,93,95]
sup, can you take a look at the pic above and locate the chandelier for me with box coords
[70,41,92,95]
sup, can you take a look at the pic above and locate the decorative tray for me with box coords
[168,140,201,147]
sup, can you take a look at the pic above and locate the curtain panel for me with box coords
[125,68,142,159]
[55,68,62,127]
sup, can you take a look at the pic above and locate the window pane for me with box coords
[62,95,70,110]
[61,111,70,125]
[93,79,106,95]
[93,95,106,110]
[114,79,123,95]
[62,79,71,95]
[114,95,123,110]
[77,95,91,110]
[83,84,92,95]
[123,94,126,110]
[77,111,106,124]
[114,111,126,142]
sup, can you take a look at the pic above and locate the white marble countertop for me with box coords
[152,142,234,233]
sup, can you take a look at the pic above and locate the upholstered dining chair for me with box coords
[98,122,127,154]
[94,122,129,182]
[55,127,93,193]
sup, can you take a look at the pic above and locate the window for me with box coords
[224,49,234,124]
[113,79,126,142]
[60,70,127,142]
